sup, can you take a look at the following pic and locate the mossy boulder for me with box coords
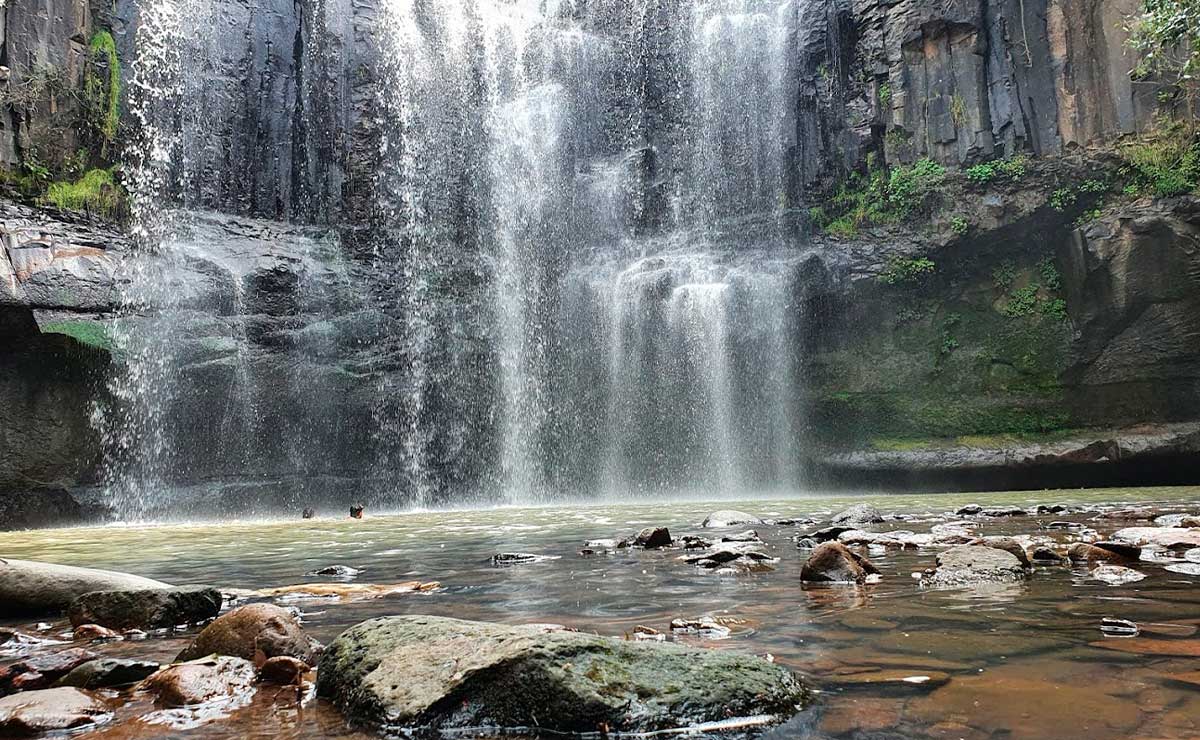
[317,616,808,735]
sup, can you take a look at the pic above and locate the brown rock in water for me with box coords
[801,542,878,584]
[72,624,119,641]
[1067,542,1139,563]
[1028,546,1065,564]
[176,604,321,664]
[0,687,111,735]
[257,656,310,685]
[141,657,257,707]
[818,697,902,735]
[0,649,97,694]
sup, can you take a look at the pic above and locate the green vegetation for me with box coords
[1117,118,1199,197]
[950,215,969,235]
[964,156,1027,184]
[42,168,127,220]
[39,320,112,351]
[84,31,121,147]
[878,82,892,107]
[992,261,1017,290]
[1049,187,1077,211]
[1128,0,1199,110]
[822,157,946,236]
[879,256,936,285]
[997,260,1067,321]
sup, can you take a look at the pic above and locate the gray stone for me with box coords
[830,504,884,525]
[927,545,1026,585]
[67,586,222,630]
[317,616,808,734]
[701,510,764,528]
[0,559,170,617]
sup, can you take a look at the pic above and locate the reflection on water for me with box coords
[4,486,1200,738]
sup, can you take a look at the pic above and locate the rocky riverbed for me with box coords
[4,488,1200,738]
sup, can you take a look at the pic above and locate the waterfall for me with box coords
[102,0,816,515]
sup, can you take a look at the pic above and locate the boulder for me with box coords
[1067,542,1141,563]
[0,559,170,617]
[830,504,883,525]
[1028,546,1065,564]
[176,603,321,664]
[317,616,807,734]
[72,624,119,641]
[0,687,110,735]
[968,537,1031,568]
[926,545,1026,585]
[1111,527,1200,550]
[955,504,982,515]
[620,527,673,549]
[701,510,764,528]
[304,565,360,579]
[801,542,879,584]
[140,657,257,707]
[67,586,222,630]
[56,659,160,689]
[1090,565,1147,585]
[980,507,1027,517]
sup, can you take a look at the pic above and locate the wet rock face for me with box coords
[0,649,97,694]
[317,615,807,735]
[0,687,111,736]
[0,559,171,617]
[67,586,222,630]
[56,659,160,690]
[176,603,321,664]
[701,510,765,528]
[801,542,879,584]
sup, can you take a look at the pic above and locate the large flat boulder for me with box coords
[67,586,222,630]
[317,616,807,735]
[0,559,170,617]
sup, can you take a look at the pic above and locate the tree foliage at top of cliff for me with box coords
[1130,0,1200,104]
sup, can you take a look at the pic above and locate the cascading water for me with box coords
[104,0,819,515]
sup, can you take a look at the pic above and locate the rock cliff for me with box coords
[0,0,1197,525]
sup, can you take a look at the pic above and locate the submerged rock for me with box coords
[955,504,983,515]
[141,657,257,707]
[668,617,734,639]
[720,529,763,544]
[679,542,778,572]
[259,582,436,602]
[701,510,764,528]
[830,504,883,525]
[0,687,111,735]
[980,507,1027,517]
[0,559,171,617]
[926,545,1026,586]
[176,603,322,664]
[72,624,120,641]
[1028,546,1065,564]
[56,658,160,689]
[800,542,879,584]
[317,615,807,735]
[304,565,360,579]
[1090,565,1147,585]
[67,586,222,630]
[491,553,559,565]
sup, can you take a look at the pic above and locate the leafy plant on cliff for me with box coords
[1128,0,1200,113]
[879,256,936,285]
[822,156,946,237]
[965,155,1027,184]
[1118,118,1200,196]
[42,168,128,221]
[84,31,121,151]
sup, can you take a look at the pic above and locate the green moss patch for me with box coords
[40,320,113,351]
[42,168,127,220]
[85,30,121,146]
